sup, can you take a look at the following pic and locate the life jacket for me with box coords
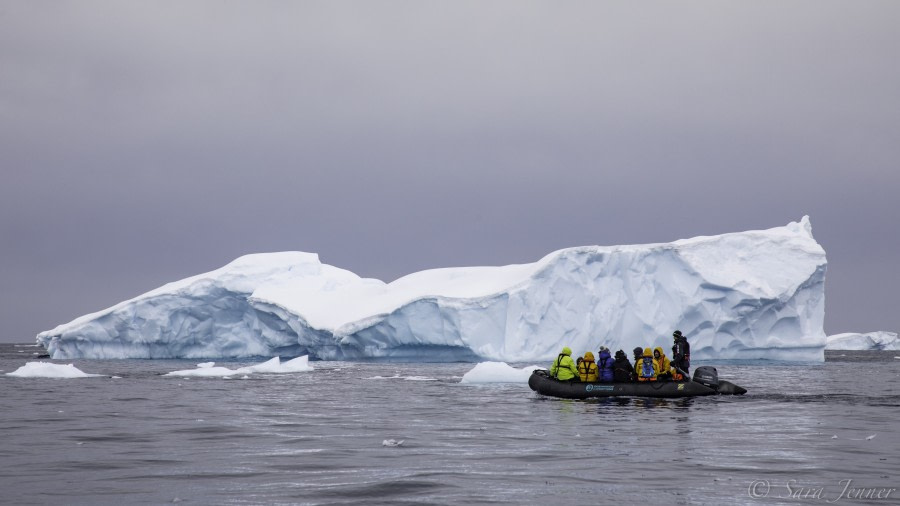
[551,353,566,379]
[579,361,597,381]
[640,358,655,379]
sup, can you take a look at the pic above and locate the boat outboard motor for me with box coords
[693,366,719,390]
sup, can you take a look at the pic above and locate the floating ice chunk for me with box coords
[165,366,236,378]
[460,362,542,384]
[826,332,899,350]
[866,434,876,440]
[5,362,102,378]
[237,355,314,374]
[382,439,404,447]
[165,356,313,377]
[831,435,838,439]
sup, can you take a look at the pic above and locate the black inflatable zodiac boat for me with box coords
[528,366,747,399]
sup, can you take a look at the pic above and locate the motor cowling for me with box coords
[693,366,719,389]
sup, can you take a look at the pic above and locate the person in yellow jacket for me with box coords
[578,351,599,382]
[636,347,659,381]
[653,346,673,380]
[550,346,580,381]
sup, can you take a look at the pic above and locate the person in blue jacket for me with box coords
[596,346,615,382]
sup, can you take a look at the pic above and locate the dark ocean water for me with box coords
[2,344,899,506]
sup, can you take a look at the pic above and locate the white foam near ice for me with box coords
[5,362,102,378]
[37,217,828,362]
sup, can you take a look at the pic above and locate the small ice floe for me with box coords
[5,362,102,378]
[460,362,542,384]
[382,439,404,447]
[165,365,236,378]
[165,356,313,377]
[866,434,876,440]
[831,435,838,439]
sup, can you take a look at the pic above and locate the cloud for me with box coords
[1,1,899,341]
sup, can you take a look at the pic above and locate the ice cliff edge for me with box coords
[37,217,827,361]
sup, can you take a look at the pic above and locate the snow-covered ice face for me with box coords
[37,217,827,362]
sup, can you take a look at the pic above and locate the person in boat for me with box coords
[612,349,634,382]
[578,351,599,382]
[654,346,673,380]
[671,330,691,380]
[636,347,659,381]
[550,346,580,381]
[632,346,644,378]
[596,346,615,382]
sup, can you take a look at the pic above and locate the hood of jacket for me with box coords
[643,347,654,358]
[598,348,612,361]
[561,346,572,356]
[583,351,595,362]
[654,346,667,359]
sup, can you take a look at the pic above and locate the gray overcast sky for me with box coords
[2,1,898,343]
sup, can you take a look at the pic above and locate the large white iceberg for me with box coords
[826,332,899,351]
[37,217,827,362]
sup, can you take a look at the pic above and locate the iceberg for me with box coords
[37,217,827,362]
[826,332,899,351]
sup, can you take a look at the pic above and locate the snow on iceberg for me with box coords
[826,332,899,351]
[6,362,102,378]
[460,362,543,384]
[37,217,827,362]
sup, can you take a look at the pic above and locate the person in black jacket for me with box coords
[671,330,691,379]
[612,349,634,382]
